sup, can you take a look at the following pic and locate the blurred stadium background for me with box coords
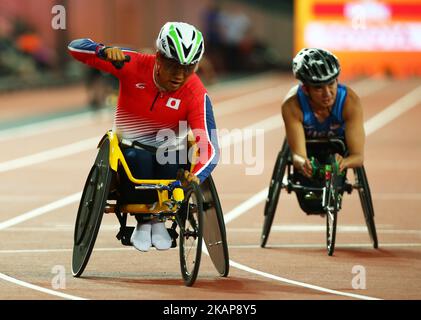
[0,0,296,121]
[1,0,420,107]
[0,0,292,92]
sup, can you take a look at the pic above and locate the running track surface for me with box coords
[0,72,420,300]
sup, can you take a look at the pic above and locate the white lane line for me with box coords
[218,192,421,201]
[371,193,421,200]
[0,77,397,174]
[0,99,284,174]
[0,114,284,174]
[226,226,421,234]
[221,115,283,147]
[0,138,99,173]
[228,260,380,300]
[0,77,384,172]
[0,75,377,143]
[0,248,130,254]
[0,192,81,230]
[208,242,380,300]
[214,84,289,117]
[0,81,282,143]
[364,84,421,135]
[1,242,420,254]
[0,272,86,300]
[4,225,420,235]
[224,188,269,224]
[229,243,421,249]
[215,76,391,118]
[208,72,282,94]
[0,110,109,143]
[347,78,390,97]
[0,117,281,229]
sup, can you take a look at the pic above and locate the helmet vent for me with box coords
[191,42,203,62]
[166,36,178,59]
[176,27,183,39]
[182,43,192,58]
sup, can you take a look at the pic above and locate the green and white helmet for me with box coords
[156,22,205,65]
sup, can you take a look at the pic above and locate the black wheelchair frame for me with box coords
[71,133,229,286]
[261,138,378,256]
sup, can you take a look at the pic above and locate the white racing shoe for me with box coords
[151,221,172,250]
[130,222,152,252]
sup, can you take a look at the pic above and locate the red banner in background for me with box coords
[295,0,421,79]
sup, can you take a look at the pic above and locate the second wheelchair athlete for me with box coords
[282,48,365,179]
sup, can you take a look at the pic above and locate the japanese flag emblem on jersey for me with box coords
[166,98,181,110]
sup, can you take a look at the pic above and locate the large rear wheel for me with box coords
[72,138,112,277]
[201,176,229,277]
[354,167,378,249]
[261,140,289,247]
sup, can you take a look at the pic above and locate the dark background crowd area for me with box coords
[0,0,293,104]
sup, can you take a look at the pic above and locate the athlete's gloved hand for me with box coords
[184,170,200,185]
[103,47,126,62]
[334,153,346,172]
[177,169,200,187]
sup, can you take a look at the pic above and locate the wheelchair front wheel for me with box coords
[72,138,112,277]
[178,182,204,286]
[325,158,341,256]
[326,209,338,256]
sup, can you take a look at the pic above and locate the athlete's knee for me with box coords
[124,148,138,160]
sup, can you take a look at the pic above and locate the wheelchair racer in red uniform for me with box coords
[68,22,219,252]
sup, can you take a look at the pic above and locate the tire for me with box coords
[178,182,204,286]
[325,157,340,256]
[72,138,112,277]
[326,209,338,256]
[354,167,378,249]
[261,140,289,248]
[200,176,229,277]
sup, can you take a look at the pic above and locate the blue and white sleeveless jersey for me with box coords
[297,84,347,138]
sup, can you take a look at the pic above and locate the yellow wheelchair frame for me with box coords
[72,130,229,287]
[104,130,189,215]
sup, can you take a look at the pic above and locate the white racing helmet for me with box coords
[156,22,205,65]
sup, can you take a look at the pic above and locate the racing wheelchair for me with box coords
[71,130,229,286]
[261,138,378,256]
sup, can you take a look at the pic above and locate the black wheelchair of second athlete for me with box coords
[261,137,378,256]
[71,130,229,287]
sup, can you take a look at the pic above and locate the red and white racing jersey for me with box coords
[68,38,219,182]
